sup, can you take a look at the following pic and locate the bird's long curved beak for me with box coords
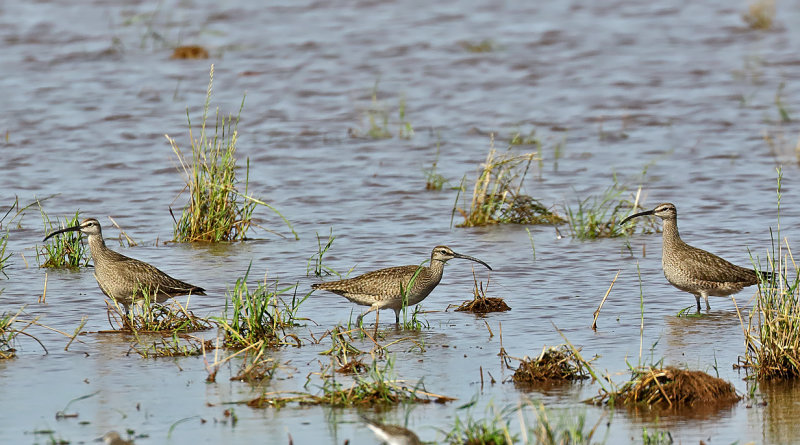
[43,225,81,242]
[619,209,655,226]
[454,252,492,270]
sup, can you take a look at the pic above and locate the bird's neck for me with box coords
[428,259,446,279]
[87,234,107,261]
[662,217,682,248]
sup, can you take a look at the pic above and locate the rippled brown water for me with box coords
[2,0,800,443]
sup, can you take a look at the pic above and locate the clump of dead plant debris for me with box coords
[452,271,510,314]
[512,345,590,385]
[593,367,741,409]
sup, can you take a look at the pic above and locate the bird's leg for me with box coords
[357,304,380,327]
[394,308,401,324]
[701,291,710,311]
[694,294,701,313]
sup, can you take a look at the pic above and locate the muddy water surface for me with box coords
[2,0,800,444]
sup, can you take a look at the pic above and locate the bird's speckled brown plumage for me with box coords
[621,203,771,312]
[312,245,491,324]
[43,218,205,308]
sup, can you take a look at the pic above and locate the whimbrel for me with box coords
[362,415,422,445]
[311,245,492,324]
[43,218,205,311]
[620,203,772,312]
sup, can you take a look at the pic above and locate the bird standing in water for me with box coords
[312,245,492,324]
[620,203,772,312]
[44,218,205,312]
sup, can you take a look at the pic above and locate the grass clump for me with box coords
[320,325,367,374]
[349,81,414,139]
[592,366,740,409]
[306,229,340,277]
[460,39,496,53]
[739,168,800,379]
[247,356,453,408]
[444,401,517,445]
[106,294,212,333]
[742,0,775,30]
[512,345,590,386]
[131,333,212,358]
[522,401,606,445]
[0,307,44,359]
[452,272,510,314]
[166,64,296,242]
[215,265,308,349]
[423,141,449,190]
[566,179,658,240]
[38,211,90,268]
[455,140,564,227]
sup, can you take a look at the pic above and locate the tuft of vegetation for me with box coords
[214,265,308,349]
[567,179,659,240]
[452,271,510,314]
[306,229,339,277]
[522,401,606,445]
[107,293,212,333]
[423,141,449,190]
[320,325,367,374]
[460,39,496,53]
[166,64,297,242]
[349,81,414,139]
[0,307,45,359]
[130,332,212,358]
[444,401,517,445]
[0,230,9,278]
[739,168,800,379]
[742,0,775,30]
[38,211,90,268]
[592,366,741,409]
[455,140,564,227]
[512,345,590,385]
[247,356,453,408]
[231,342,280,382]
[642,426,673,445]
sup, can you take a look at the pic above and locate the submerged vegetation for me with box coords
[38,211,90,268]
[455,140,565,227]
[0,230,9,277]
[215,265,308,349]
[166,64,296,242]
[0,307,44,359]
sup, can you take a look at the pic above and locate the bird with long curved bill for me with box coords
[43,218,205,313]
[620,203,773,312]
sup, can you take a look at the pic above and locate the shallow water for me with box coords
[2,0,800,443]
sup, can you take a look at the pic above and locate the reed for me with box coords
[166,64,297,242]
[38,211,90,268]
